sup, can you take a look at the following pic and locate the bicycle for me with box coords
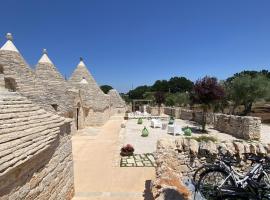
[196,153,270,200]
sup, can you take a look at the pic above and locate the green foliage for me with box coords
[168,77,194,93]
[152,80,169,92]
[100,85,113,94]
[128,85,150,99]
[165,94,176,106]
[226,74,270,114]
[143,92,155,101]
[226,70,270,83]
[165,92,190,107]
[127,76,194,100]
[174,92,190,106]
[183,127,192,136]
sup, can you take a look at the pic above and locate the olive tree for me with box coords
[227,74,270,115]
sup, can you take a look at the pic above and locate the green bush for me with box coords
[183,127,192,136]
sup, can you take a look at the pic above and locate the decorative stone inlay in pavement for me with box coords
[120,153,156,167]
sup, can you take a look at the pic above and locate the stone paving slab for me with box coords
[120,153,156,167]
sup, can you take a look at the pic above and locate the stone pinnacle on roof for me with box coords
[0,33,19,52]
[38,48,53,64]
[78,57,86,67]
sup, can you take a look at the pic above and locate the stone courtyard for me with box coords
[123,118,270,155]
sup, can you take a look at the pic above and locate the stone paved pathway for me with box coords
[72,115,155,200]
[120,154,156,167]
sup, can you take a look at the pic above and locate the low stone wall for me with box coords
[152,138,270,200]
[147,106,164,116]
[148,106,261,140]
[214,114,261,140]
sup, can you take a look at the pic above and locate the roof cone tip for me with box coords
[0,33,19,52]
[6,33,13,41]
[80,57,83,61]
[43,48,47,54]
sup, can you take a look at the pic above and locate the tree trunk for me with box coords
[243,102,253,115]
[231,104,237,115]
[202,106,208,132]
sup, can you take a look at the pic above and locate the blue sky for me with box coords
[1,0,270,92]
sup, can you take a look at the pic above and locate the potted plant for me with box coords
[137,118,143,124]
[141,126,149,137]
[120,144,135,156]
[168,116,174,125]
[183,126,192,136]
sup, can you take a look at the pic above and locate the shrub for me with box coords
[120,144,135,156]
[183,127,192,136]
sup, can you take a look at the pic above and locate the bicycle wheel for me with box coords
[197,167,235,200]
[193,164,220,186]
[258,172,270,199]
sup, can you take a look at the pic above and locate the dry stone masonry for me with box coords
[148,106,261,140]
[108,89,126,115]
[152,138,270,200]
[0,79,74,199]
[0,33,126,199]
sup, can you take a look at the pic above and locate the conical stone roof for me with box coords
[0,86,66,177]
[35,49,74,115]
[108,89,126,108]
[0,33,54,112]
[69,58,110,110]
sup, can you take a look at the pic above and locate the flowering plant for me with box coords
[120,144,135,156]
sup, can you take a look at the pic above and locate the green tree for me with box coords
[100,85,113,94]
[168,77,194,93]
[174,92,190,107]
[128,85,150,99]
[165,94,176,106]
[151,80,169,92]
[227,74,270,115]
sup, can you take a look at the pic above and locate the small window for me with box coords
[0,65,3,74]
[51,104,58,111]
[4,77,17,92]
